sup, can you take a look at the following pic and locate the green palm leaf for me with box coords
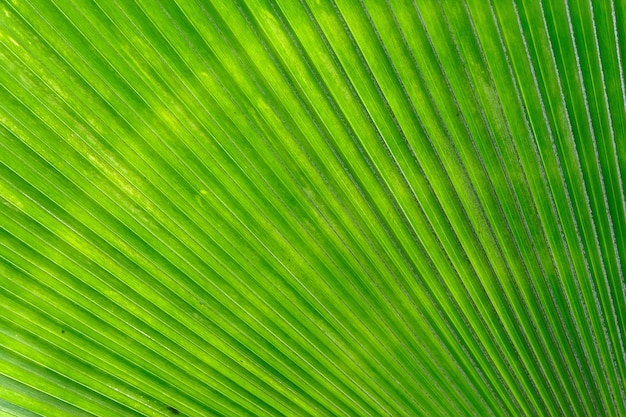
[1,0,625,415]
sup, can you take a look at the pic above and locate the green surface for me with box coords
[0,0,625,415]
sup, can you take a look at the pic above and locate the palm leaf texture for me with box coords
[1,0,625,415]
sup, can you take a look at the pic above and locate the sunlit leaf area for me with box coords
[1,0,625,416]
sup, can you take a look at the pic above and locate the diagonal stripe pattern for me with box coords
[0,0,625,416]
